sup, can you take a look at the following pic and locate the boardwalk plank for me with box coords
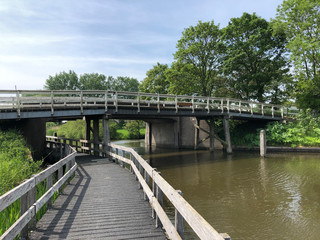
[30,154,166,240]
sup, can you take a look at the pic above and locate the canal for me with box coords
[114,139,320,240]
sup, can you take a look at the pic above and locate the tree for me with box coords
[274,0,320,109]
[44,70,79,90]
[222,12,290,103]
[139,63,169,94]
[174,21,223,96]
[107,76,139,92]
[79,73,107,90]
[125,120,144,139]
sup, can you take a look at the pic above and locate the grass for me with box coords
[116,128,145,140]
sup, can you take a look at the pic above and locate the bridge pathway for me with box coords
[30,154,166,240]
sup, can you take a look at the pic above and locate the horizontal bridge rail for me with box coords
[0,90,298,119]
[46,136,230,240]
[0,142,77,240]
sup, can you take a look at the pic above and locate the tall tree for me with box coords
[107,76,139,92]
[44,70,79,90]
[274,0,320,109]
[139,63,169,94]
[174,21,223,96]
[79,73,107,90]
[222,12,290,103]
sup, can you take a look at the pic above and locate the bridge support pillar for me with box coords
[93,118,99,156]
[145,122,152,151]
[194,118,200,150]
[223,116,232,154]
[209,120,214,152]
[103,116,110,157]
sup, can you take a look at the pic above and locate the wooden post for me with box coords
[47,174,53,208]
[194,118,199,150]
[260,130,266,157]
[93,118,99,156]
[144,171,150,201]
[175,190,184,239]
[115,148,119,164]
[223,116,232,154]
[103,116,110,158]
[152,168,157,219]
[58,167,63,193]
[122,150,125,168]
[21,185,37,238]
[156,172,163,229]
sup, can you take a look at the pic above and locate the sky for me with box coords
[0,0,283,90]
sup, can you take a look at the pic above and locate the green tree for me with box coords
[139,63,169,94]
[274,0,320,109]
[44,70,79,90]
[79,73,107,90]
[107,76,139,92]
[222,12,290,103]
[173,21,223,96]
[125,120,144,139]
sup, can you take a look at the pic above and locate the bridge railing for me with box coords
[0,90,298,119]
[45,136,230,240]
[0,142,77,240]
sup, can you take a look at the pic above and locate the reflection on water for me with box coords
[112,140,320,240]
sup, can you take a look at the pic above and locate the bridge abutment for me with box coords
[145,117,223,150]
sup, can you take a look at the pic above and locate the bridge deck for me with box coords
[30,154,166,240]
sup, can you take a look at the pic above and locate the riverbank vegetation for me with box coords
[46,120,145,140]
[231,110,320,148]
[0,129,42,235]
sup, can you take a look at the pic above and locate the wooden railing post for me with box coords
[156,171,163,229]
[46,173,53,208]
[152,168,158,219]
[144,170,150,201]
[122,150,125,168]
[115,148,119,164]
[175,190,184,239]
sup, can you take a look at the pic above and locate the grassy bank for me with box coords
[0,129,42,235]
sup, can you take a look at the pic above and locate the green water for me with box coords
[113,140,320,240]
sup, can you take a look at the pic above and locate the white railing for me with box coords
[0,142,77,240]
[0,90,299,118]
[45,136,231,240]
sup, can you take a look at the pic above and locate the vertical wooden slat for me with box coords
[175,190,184,239]
[46,174,53,208]
[156,171,163,229]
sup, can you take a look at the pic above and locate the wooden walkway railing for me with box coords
[0,90,299,119]
[0,141,77,240]
[45,136,231,240]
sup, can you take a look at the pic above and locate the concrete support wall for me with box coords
[145,117,223,150]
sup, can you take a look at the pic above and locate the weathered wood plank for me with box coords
[0,178,35,212]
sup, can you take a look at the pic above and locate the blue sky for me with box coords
[0,0,283,90]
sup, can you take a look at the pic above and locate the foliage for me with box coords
[173,21,223,96]
[107,76,140,92]
[44,70,79,90]
[222,12,290,103]
[0,130,42,195]
[56,120,86,139]
[231,110,320,147]
[139,63,169,94]
[125,120,145,139]
[0,129,42,235]
[274,0,320,110]
[79,73,107,90]
[44,71,139,92]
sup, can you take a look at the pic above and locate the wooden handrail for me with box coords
[0,90,297,119]
[47,136,230,239]
[0,142,77,240]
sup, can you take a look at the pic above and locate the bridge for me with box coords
[0,90,298,156]
[0,137,231,240]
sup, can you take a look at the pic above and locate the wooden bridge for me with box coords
[0,90,298,121]
[0,138,231,240]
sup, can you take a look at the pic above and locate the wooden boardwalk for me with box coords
[30,154,166,240]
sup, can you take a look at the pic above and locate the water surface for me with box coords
[113,140,320,240]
